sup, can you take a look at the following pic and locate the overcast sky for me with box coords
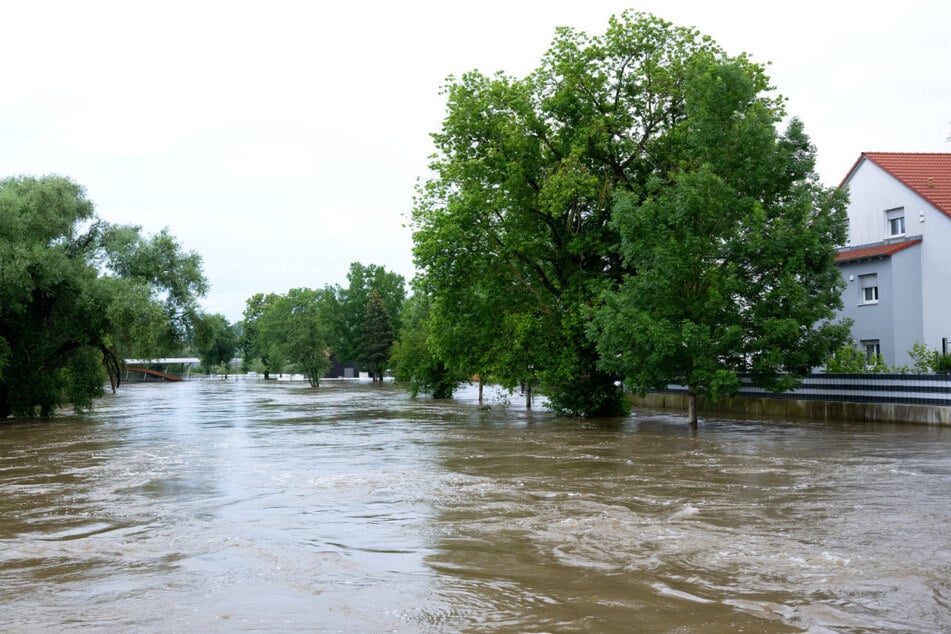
[3,0,949,321]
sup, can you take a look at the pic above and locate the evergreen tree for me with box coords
[359,290,393,382]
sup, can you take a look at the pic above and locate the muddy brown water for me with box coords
[1,379,949,632]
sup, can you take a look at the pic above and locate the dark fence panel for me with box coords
[663,374,951,407]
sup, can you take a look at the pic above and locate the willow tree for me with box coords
[0,175,207,418]
[591,55,850,427]
[412,12,728,416]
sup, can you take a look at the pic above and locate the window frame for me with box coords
[859,273,879,305]
[886,207,906,237]
[862,339,882,366]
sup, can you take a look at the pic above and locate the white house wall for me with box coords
[919,202,951,350]
[838,258,895,365]
[843,160,929,246]
[836,248,924,368]
[891,246,925,364]
[840,156,950,361]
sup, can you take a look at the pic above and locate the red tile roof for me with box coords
[836,237,922,263]
[843,152,951,219]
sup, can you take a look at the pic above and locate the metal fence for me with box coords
[664,373,951,407]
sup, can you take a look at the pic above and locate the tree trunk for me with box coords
[525,382,533,409]
[478,378,484,405]
[687,384,698,429]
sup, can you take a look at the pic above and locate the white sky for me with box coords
[3,0,949,321]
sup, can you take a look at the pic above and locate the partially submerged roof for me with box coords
[842,152,951,219]
[836,236,922,264]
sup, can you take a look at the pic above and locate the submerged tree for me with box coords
[389,288,465,399]
[591,56,850,427]
[0,175,207,418]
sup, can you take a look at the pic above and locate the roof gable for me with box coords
[843,152,951,219]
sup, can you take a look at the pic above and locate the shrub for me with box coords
[908,341,939,373]
[825,344,868,373]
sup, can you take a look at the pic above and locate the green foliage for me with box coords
[330,263,405,368]
[413,12,737,416]
[414,11,849,420]
[825,344,869,374]
[908,341,939,374]
[937,354,951,374]
[590,51,850,424]
[242,288,332,387]
[0,175,207,418]
[193,313,239,376]
[358,290,394,381]
[867,354,890,374]
[389,291,464,398]
[241,292,283,377]
[829,341,949,375]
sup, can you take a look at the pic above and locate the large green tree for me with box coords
[413,12,727,416]
[0,175,207,418]
[591,55,850,426]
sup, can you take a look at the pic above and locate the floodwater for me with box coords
[1,379,950,633]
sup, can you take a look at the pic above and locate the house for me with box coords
[835,152,951,367]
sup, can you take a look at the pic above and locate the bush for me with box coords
[937,354,951,374]
[908,341,939,373]
[825,344,868,373]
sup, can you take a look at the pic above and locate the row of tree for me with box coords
[398,11,851,426]
[177,263,405,386]
[0,172,406,418]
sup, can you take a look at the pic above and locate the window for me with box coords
[859,273,879,304]
[862,340,881,365]
[886,207,905,236]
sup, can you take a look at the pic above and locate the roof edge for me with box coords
[835,236,922,264]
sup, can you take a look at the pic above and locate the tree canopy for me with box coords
[0,175,207,418]
[331,262,405,369]
[359,290,394,382]
[242,288,333,387]
[412,11,849,420]
[592,83,850,425]
[193,312,239,376]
